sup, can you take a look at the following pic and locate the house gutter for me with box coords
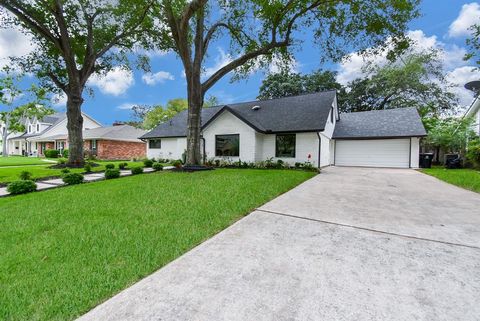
[316,132,321,168]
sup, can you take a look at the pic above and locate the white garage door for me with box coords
[335,139,410,168]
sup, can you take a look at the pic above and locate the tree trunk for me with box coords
[186,78,203,165]
[66,92,85,167]
[2,116,9,157]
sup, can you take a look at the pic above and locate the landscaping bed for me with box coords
[421,167,480,193]
[0,169,315,321]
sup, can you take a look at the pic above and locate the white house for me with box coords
[464,95,480,136]
[141,91,427,168]
[6,112,102,156]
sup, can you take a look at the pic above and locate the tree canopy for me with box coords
[0,0,155,165]
[341,51,458,115]
[257,69,342,100]
[465,23,480,69]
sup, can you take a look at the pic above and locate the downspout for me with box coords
[201,137,206,164]
[316,132,321,168]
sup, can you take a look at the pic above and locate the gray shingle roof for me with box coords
[333,108,427,139]
[83,125,146,142]
[141,91,337,139]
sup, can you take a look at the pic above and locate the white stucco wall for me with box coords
[260,132,320,167]
[147,137,186,160]
[318,98,337,167]
[474,110,480,136]
[410,137,420,168]
[203,111,258,162]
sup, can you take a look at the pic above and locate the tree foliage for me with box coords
[341,51,458,114]
[0,74,53,156]
[155,0,420,164]
[465,23,480,69]
[0,0,156,165]
[424,116,476,154]
[257,69,342,100]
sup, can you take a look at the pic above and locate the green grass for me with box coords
[0,160,144,184]
[0,156,56,167]
[0,169,315,321]
[421,166,480,193]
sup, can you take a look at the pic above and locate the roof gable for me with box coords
[141,91,337,139]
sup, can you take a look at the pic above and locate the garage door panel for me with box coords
[335,139,410,168]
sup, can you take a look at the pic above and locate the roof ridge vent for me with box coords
[252,105,261,111]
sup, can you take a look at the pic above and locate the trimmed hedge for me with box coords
[62,149,69,158]
[19,171,32,180]
[7,180,37,195]
[44,149,59,158]
[105,164,115,169]
[118,162,128,170]
[143,159,153,167]
[105,168,120,179]
[152,162,163,171]
[131,167,143,175]
[62,173,84,185]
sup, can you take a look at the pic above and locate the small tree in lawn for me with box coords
[155,0,420,165]
[0,74,53,156]
[0,0,156,166]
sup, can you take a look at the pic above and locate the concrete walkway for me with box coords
[78,167,480,321]
[0,167,173,197]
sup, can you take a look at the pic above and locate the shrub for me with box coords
[105,168,120,179]
[44,149,59,158]
[62,173,84,185]
[84,163,92,173]
[105,163,115,169]
[143,159,154,167]
[152,162,163,171]
[172,160,182,169]
[7,180,37,195]
[58,158,67,165]
[61,168,70,174]
[294,162,303,169]
[131,166,144,175]
[19,171,32,180]
[118,162,128,170]
[214,159,220,167]
[466,140,480,169]
[302,162,316,171]
[62,149,69,158]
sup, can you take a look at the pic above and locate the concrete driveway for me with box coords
[78,167,480,321]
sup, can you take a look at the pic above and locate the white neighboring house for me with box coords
[141,91,427,168]
[6,112,101,156]
[465,95,480,136]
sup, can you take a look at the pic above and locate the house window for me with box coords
[91,140,97,151]
[275,134,296,158]
[330,107,334,123]
[36,124,40,132]
[149,139,161,149]
[216,134,239,156]
[28,125,31,133]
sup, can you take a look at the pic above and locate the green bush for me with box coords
[172,160,182,168]
[105,168,120,179]
[467,139,480,169]
[62,173,84,185]
[105,164,115,169]
[61,168,70,174]
[143,159,153,167]
[7,180,37,195]
[84,163,92,173]
[44,149,59,158]
[62,149,69,158]
[131,166,144,175]
[57,158,67,165]
[19,171,32,180]
[152,162,163,171]
[118,162,128,170]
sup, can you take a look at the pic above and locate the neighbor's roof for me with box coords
[83,125,146,142]
[141,91,337,139]
[333,108,427,139]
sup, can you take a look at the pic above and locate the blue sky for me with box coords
[1,1,480,125]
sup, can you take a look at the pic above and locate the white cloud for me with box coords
[88,67,134,96]
[203,47,233,78]
[446,66,480,106]
[142,71,174,86]
[0,27,34,70]
[448,2,480,37]
[52,92,67,107]
[116,102,138,110]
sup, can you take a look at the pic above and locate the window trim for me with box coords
[91,139,97,151]
[36,124,40,132]
[275,133,296,158]
[148,139,161,149]
[215,134,240,157]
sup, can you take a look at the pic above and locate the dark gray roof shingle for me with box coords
[141,91,337,139]
[333,108,427,139]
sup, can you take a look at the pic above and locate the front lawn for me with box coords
[0,160,144,184]
[0,156,56,167]
[421,167,480,193]
[0,169,315,321]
